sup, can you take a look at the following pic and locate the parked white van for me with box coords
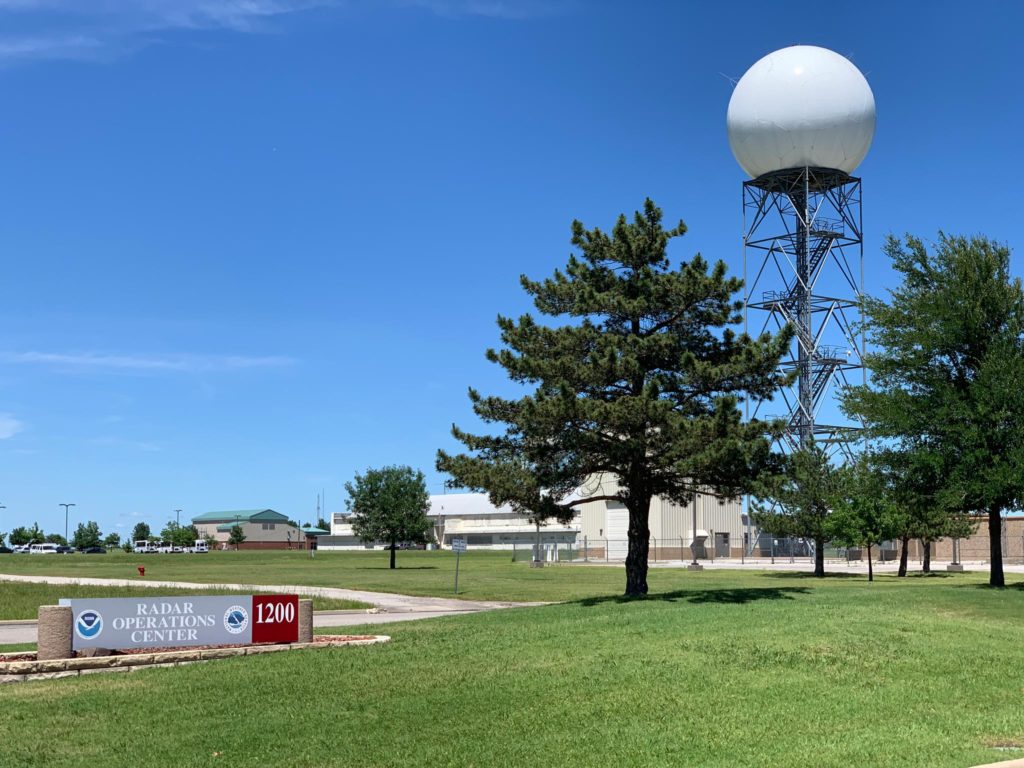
[29,543,59,555]
[190,540,209,553]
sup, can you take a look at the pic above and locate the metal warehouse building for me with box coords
[320,474,748,559]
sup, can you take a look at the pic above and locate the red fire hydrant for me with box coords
[137,566,145,577]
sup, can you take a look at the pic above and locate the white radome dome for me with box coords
[727,45,875,179]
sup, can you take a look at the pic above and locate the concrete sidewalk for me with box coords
[0,573,545,646]
[645,559,1024,574]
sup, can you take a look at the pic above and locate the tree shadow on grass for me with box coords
[575,586,810,607]
[356,566,440,571]
[901,571,955,579]
[960,580,1024,591]
[759,570,865,581]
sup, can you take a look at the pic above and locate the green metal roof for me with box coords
[192,509,288,524]
[301,526,330,536]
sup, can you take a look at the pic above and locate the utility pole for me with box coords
[59,503,75,543]
[174,509,182,527]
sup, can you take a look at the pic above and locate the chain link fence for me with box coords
[509,527,1024,565]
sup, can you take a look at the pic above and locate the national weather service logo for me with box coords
[223,605,249,634]
[75,610,103,641]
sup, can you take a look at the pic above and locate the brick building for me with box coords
[191,509,301,550]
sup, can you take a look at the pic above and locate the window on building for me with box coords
[261,522,277,530]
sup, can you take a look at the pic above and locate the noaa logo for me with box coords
[223,605,249,634]
[75,610,103,641]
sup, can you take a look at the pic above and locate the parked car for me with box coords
[55,545,74,554]
[80,546,107,554]
[13,544,30,553]
[0,545,12,554]
[133,540,156,554]
[29,543,59,554]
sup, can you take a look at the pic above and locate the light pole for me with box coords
[59,503,75,544]
[0,505,6,546]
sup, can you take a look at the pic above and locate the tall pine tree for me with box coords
[438,200,791,596]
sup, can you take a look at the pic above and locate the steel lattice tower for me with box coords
[743,166,864,459]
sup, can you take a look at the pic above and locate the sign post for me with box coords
[451,538,467,594]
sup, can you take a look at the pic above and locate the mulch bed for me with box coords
[0,635,376,663]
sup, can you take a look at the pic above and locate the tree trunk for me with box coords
[867,543,873,582]
[922,540,931,573]
[988,507,1004,587]
[813,535,825,577]
[624,499,651,597]
[897,535,909,577]
[390,541,396,570]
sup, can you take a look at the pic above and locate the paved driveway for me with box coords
[0,574,544,646]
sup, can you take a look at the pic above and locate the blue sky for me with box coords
[0,0,1020,539]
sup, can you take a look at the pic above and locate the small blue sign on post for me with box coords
[451,538,467,593]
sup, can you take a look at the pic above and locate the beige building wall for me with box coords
[925,517,1024,562]
[576,474,746,557]
[195,521,299,545]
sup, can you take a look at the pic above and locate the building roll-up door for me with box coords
[606,504,629,560]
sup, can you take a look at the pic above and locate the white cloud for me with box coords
[0,351,294,373]
[0,413,25,439]
[0,0,565,62]
[0,0,333,62]
[399,0,564,19]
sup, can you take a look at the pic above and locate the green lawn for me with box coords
[0,581,370,620]
[0,549,651,602]
[3,570,1024,767]
[0,642,34,653]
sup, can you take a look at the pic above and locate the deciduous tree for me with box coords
[131,522,151,543]
[228,524,246,549]
[753,443,837,577]
[9,526,30,546]
[161,521,201,548]
[826,455,900,582]
[842,234,1024,587]
[346,465,431,569]
[72,521,102,550]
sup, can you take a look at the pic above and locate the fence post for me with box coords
[512,542,516,563]
[584,535,588,563]
[653,537,658,563]
[680,536,684,563]
[605,538,609,563]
